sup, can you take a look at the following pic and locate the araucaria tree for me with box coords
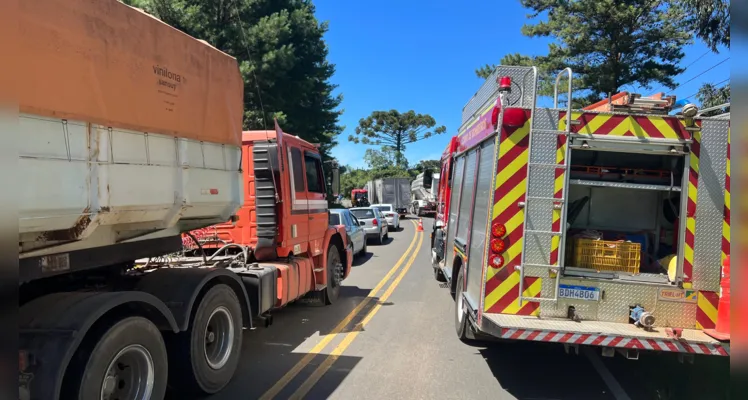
[350,110,446,167]
[478,0,692,105]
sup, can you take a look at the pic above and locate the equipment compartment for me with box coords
[563,149,687,284]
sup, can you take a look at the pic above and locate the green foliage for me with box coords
[131,0,343,156]
[411,159,441,174]
[350,110,446,167]
[482,0,692,106]
[671,0,729,52]
[340,167,370,198]
[696,83,730,116]
[364,147,405,170]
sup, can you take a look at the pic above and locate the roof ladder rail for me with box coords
[517,68,574,306]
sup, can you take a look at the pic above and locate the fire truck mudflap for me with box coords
[446,65,730,358]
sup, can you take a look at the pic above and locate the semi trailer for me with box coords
[18,2,350,399]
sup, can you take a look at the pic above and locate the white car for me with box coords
[371,203,400,230]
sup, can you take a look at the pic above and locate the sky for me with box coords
[314,0,730,169]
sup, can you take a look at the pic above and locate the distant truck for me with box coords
[363,178,411,216]
[351,188,370,207]
[18,2,350,399]
[410,171,440,217]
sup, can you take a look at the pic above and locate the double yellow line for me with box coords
[260,219,424,400]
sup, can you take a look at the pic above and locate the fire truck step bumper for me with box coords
[480,313,729,356]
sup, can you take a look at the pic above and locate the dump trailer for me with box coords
[364,178,411,216]
[17,2,349,400]
[435,65,730,360]
[410,171,439,217]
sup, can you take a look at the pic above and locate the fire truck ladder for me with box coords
[517,68,574,306]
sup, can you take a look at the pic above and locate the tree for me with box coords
[350,110,446,167]
[696,82,730,116]
[340,167,370,198]
[128,0,344,156]
[364,148,404,170]
[486,0,692,105]
[671,0,729,52]
[411,160,441,174]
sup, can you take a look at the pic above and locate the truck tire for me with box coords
[67,316,168,400]
[170,284,242,395]
[454,268,472,343]
[325,244,343,304]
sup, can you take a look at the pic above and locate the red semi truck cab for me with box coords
[188,121,352,310]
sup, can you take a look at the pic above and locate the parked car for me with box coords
[371,203,400,230]
[329,208,367,257]
[350,207,389,245]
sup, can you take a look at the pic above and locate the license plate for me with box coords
[558,284,600,301]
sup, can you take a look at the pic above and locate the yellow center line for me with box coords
[259,219,420,400]
[288,229,425,400]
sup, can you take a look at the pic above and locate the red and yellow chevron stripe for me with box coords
[568,112,693,140]
[484,111,541,315]
[696,290,719,329]
[683,125,702,288]
[722,127,730,262]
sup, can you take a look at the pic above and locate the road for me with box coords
[197,217,730,400]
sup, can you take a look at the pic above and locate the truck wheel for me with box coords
[432,251,446,283]
[325,244,343,304]
[68,316,168,400]
[415,206,420,217]
[171,284,243,395]
[454,268,471,342]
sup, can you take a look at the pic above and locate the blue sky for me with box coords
[315,0,730,169]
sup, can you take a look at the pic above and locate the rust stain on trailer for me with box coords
[37,209,92,242]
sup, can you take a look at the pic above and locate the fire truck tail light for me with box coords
[490,239,506,253]
[490,255,505,268]
[503,108,529,127]
[492,223,506,238]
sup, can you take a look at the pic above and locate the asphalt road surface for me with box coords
[192,217,729,400]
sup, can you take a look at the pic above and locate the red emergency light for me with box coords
[498,76,512,91]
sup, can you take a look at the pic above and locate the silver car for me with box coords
[350,207,389,245]
[329,208,367,257]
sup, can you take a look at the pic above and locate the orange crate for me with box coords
[570,238,641,274]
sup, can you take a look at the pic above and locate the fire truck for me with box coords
[431,65,730,360]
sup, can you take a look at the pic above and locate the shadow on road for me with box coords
[352,251,374,266]
[476,338,730,400]
[191,283,387,399]
[478,340,615,400]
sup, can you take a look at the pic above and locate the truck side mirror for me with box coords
[331,166,340,197]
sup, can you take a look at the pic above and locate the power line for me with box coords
[681,78,730,101]
[681,50,712,72]
[651,56,730,95]
[672,58,730,92]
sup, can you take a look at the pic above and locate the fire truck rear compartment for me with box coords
[563,148,686,285]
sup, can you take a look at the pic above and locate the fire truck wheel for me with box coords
[324,244,343,304]
[171,284,243,395]
[454,268,471,341]
[67,316,168,400]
